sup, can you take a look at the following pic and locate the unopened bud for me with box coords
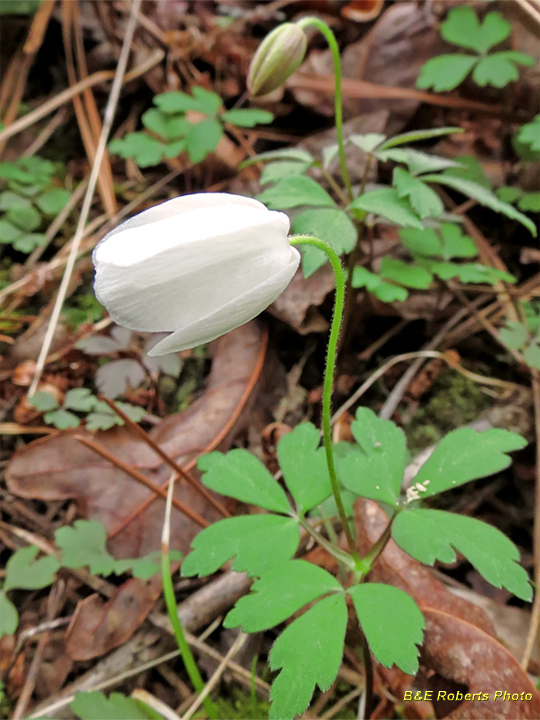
[248,23,308,97]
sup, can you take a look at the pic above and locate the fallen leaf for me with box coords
[270,264,334,334]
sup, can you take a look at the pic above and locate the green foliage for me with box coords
[70,691,154,720]
[0,156,69,253]
[392,510,532,600]
[257,175,335,209]
[348,584,424,674]
[350,188,423,229]
[182,409,529,717]
[269,594,348,720]
[4,545,60,592]
[417,6,535,91]
[29,388,146,430]
[109,87,274,167]
[499,301,540,370]
[0,520,180,638]
[291,208,356,277]
[0,0,41,14]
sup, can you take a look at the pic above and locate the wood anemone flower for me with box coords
[92,193,300,355]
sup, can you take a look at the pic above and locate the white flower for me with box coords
[93,193,300,356]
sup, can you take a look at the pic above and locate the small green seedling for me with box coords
[0,156,70,253]
[109,86,274,167]
[500,301,540,370]
[417,6,535,91]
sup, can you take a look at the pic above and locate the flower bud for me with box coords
[92,193,300,355]
[248,23,308,97]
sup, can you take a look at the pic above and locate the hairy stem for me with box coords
[291,236,359,562]
[297,16,353,201]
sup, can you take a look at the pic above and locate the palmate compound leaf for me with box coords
[351,266,408,303]
[277,422,332,513]
[348,584,424,674]
[224,559,342,632]
[4,545,60,592]
[198,449,292,514]
[181,514,299,578]
[269,594,348,720]
[55,520,115,575]
[411,427,527,499]
[392,509,532,601]
[416,55,477,92]
[441,6,510,53]
[336,408,406,506]
[473,52,535,89]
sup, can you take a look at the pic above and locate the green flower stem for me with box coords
[161,549,218,719]
[298,516,356,570]
[290,235,360,563]
[296,16,353,201]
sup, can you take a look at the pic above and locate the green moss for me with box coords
[214,687,270,720]
[407,368,491,453]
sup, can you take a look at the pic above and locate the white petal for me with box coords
[94,209,292,332]
[147,248,300,355]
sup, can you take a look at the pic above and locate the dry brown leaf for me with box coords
[270,264,334,334]
[7,322,266,559]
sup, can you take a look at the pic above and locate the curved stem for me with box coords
[297,17,353,201]
[291,236,359,562]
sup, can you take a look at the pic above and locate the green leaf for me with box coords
[71,691,153,720]
[351,266,408,302]
[380,257,432,290]
[63,388,97,412]
[269,594,347,720]
[0,191,31,211]
[0,1,42,14]
[378,127,463,150]
[29,390,60,412]
[141,108,190,141]
[35,188,70,216]
[154,87,222,116]
[393,509,532,601]
[0,592,18,637]
[439,223,477,259]
[400,227,442,257]
[44,408,81,430]
[442,6,510,53]
[337,408,406,506]
[260,160,312,185]
[55,520,115,575]
[277,423,332,513]
[350,188,423,229]
[162,139,187,159]
[473,52,535,88]
[519,192,540,212]
[348,584,424,673]
[291,207,357,277]
[524,343,540,370]
[518,115,540,153]
[421,259,515,285]
[497,186,522,204]
[109,133,168,168]
[411,427,527,499]
[422,174,537,236]
[4,545,60,592]
[443,155,492,188]
[221,108,274,127]
[7,202,41,232]
[13,232,47,253]
[258,175,336,209]
[198,450,291,514]
[393,167,443,219]
[379,148,463,176]
[240,147,314,169]
[499,321,529,350]
[349,133,387,153]
[182,514,299,578]
[185,119,223,163]
[417,55,477,92]
[224,559,342,632]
